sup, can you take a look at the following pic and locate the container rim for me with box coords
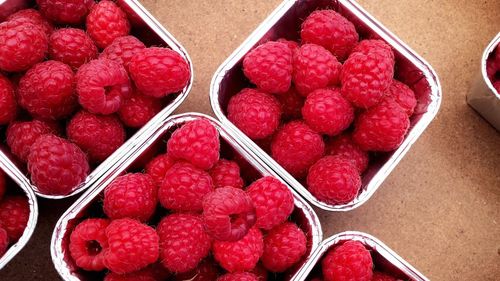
[481,32,500,99]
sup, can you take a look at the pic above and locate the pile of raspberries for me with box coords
[0,0,190,196]
[486,43,500,93]
[68,119,309,281]
[228,9,417,206]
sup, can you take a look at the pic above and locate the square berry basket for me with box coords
[210,0,442,211]
[50,112,323,281]
[0,0,193,199]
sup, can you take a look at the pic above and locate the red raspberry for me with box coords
[277,86,304,121]
[307,156,361,205]
[302,88,354,136]
[384,80,417,116]
[327,134,369,173]
[0,171,5,201]
[292,44,341,96]
[86,0,130,48]
[36,0,94,24]
[167,119,220,170]
[118,91,162,128]
[173,259,219,281]
[353,100,410,152]
[212,227,263,272]
[104,218,160,274]
[101,36,147,71]
[76,58,131,115]
[159,162,214,211]
[104,269,155,281]
[129,47,190,97]
[217,272,259,281]
[261,222,307,272]
[322,240,373,281]
[486,46,500,80]
[7,9,53,37]
[203,187,256,242]
[371,272,399,281]
[209,159,244,189]
[301,10,358,60]
[493,80,500,93]
[276,38,299,52]
[28,134,89,195]
[247,177,294,230]
[145,154,175,186]
[103,173,157,222]
[271,121,325,178]
[69,218,110,271]
[0,74,16,125]
[0,196,29,241]
[6,120,54,162]
[227,88,281,140]
[0,227,8,256]
[352,40,394,62]
[49,28,98,69]
[18,60,77,120]
[157,214,211,273]
[0,21,47,72]
[243,41,293,94]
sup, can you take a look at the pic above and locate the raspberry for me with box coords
[301,10,358,60]
[145,154,175,186]
[372,272,398,281]
[104,270,155,281]
[28,134,89,195]
[173,259,219,281]
[0,227,8,256]
[157,214,211,273]
[212,227,263,272]
[276,38,299,52]
[49,28,98,69]
[159,162,214,211]
[7,9,53,37]
[103,173,157,222]
[276,86,304,121]
[384,80,417,116]
[101,36,147,71]
[307,156,361,205]
[494,80,500,93]
[247,177,294,230]
[0,74,16,125]
[243,41,293,93]
[0,171,5,201]
[69,218,110,271]
[352,40,395,62]
[322,241,373,281]
[209,159,244,189]
[327,134,369,173]
[217,273,259,281]
[352,100,410,152]
[271,121,325,178]
[129,47,190,97]
[0,196,29,241]
[203,187,256,242]
[76,58,131,115]
[118,91,162,128]
[227,88,281,140]
[104,218,159,274]
[6,120,54,162]
[261,222,307,272]
[18,60,77,120]
[86,0,130,48]
[167,119,220,170]
[0,21,47,72]
[302,88,354,136]
[292,44,341,96]
[36,0,94,24]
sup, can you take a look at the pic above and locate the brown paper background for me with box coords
[1,0,500,280]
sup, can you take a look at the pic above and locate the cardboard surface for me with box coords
[1,0,499,280]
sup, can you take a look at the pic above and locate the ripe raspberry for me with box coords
[203,187,256,242]
[104,218,159,274]
[129,47,190,97]
[28,134,89,195]
[352,40,394,62]
[118,91,162,128]
[0,227,8,256]
[493,80,500,93]
[6,120,54,162]
[86,0,130,48]
[243,41,293,93]
[76,58,131,115]
[301,10,358,60]
[49,28,98,69]
[104,270,155,281]
[247,177,294,230]
[217,272,259,281]
[36,0,94,24]
[372,272,398,281]
[271,121,325,178]
[173,259,219,281]
[209,159,244,189]
[307,156,361,205]
[292,44,341,96]
[277,86,304,121]
[212,227,263,272]
[261,222,307,272]
[18,60,77,120]
[276,38,299,52]
[0,21,47,72]
[159,162,214,211]
[145,154,175,186]
[7,9,53,37]
[103,173,157,222]
[167,119,220,170]
[302,88,354,136]
[101,36,147,71]
[0,74,16,125]
[384,80,417,116]
[69,218,110,271]
[157,214,211,273]
[0,196,29,241]
[353,100,410,152]
[227,88,281,140]
[0,171,5,201]
[327,134,369,173]
[322,241,373,281]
